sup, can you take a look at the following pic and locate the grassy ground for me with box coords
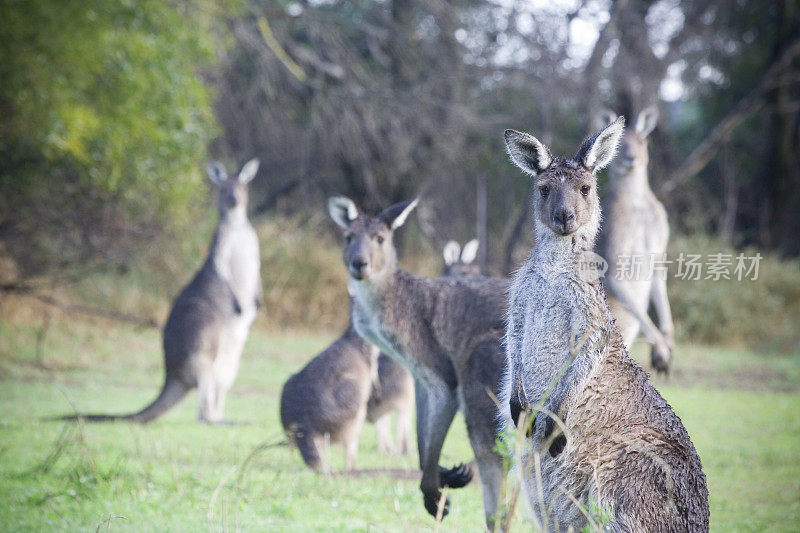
[0,303,798,532]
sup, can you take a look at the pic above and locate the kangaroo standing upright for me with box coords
[502,119,708,531]
[597,107,675,372]
[59,159,262,424]
[328,197,508,528]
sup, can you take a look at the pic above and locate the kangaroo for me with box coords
[502,118,709,531]
[442,239,480,277]
[284,238,484,466]
[596,107,675,372]
[58,159,262,424]
[328,197,508,528]
[280,325,380,472]
[367,352,414,456]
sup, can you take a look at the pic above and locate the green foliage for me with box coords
[0,0,229,274]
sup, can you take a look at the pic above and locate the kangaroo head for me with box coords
[206,158,260,218]
[600,107,657,175]
[442,239,480,277]
[504,117,625,239]
[328,196,418,281]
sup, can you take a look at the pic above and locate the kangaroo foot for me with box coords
[423,489,450,519]
[650,344,671,374]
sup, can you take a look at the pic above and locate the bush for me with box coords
[667,235,800,354]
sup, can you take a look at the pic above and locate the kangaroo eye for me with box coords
[539,185,550,198]
[581,185,590,197]
[376,236,384,244]
[345,234,353,243]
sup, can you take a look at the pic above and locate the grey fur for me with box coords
[329,197,508,528]
[367,352,414,456]
[59,159,262,424]
[280,326,380,471]
[282,236,489,467]
[596,107,675,372]
[502,120,709,531]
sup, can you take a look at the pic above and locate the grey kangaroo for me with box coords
[596,107,675,372]
[442,239,480,277]
[368,352,415,456]
[280,325,380,472]
[59,159,262,424]
[282,237,485,467]
[328,197,508,528]
[502,118,709,531]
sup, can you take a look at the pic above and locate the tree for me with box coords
[0,0,227,279]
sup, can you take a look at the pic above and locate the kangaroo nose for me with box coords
[554,210,575,227]
[350,258,368,278]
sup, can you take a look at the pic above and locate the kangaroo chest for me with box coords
[349,282,444,389]
[214,224,260,320]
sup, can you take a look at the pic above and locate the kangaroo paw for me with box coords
[423,489,450,519]
[438,462,474,489]
[650,345,671,374]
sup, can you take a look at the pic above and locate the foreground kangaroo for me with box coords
[59,160,262,424]
[502,118,709,531]
[597,107,675,372]
[329,197,507,527]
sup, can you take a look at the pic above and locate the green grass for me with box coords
[0,310,798,531]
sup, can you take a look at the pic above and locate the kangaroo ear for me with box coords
[238,158,260,184]
[504,129,553,176]
[443,241,461,266]
[635,106,658,138]
[206,162,227,185]
[574,116,626,173]
[460,239,479,264]
[378,198,418,230]
[593,108,618,132]
[328,196,359,229]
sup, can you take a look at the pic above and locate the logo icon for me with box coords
[577,251,608,282]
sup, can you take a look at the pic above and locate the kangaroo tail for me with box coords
[51,379,188,424]
[439,461,476,489]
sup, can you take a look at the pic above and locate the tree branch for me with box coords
[659,37,800,196]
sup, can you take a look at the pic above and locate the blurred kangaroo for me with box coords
[280,325,380,472]
[329,197,508,528]
[58,159,262,424]
[596,107,674,372]
[442,239,480,277]
[367,352,414,456]
[502,118,709,531]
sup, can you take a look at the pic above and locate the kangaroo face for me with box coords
[535,165,598,236]
[504,117,625,239]
[328,197,419,282]
[608,106,657,177]
[218,179,249,214]
[342,216,396,280]
[206,158,260,219]
[615,129,649,173]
